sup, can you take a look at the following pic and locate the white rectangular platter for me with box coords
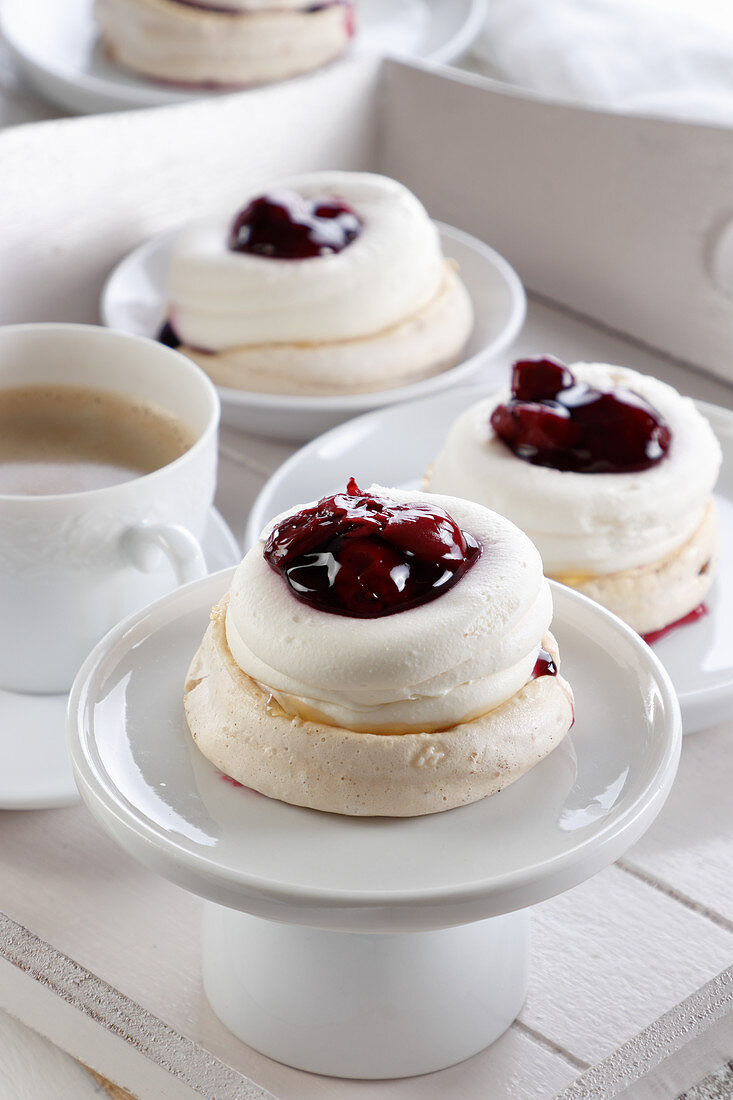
[0,56,733,1098]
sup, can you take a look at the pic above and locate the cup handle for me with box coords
[121,521,208,586]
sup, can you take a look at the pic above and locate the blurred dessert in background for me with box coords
[160,171,474,395]
[426,358,722,640]
[95,0,356,87]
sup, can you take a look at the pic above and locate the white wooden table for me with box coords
[0,37,732,1100]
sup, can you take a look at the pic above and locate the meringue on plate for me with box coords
[162,172,474,396]
[426,358,722,639]
[95,0,355,88]
[183,482,574,816]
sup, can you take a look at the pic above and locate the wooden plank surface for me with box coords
[525,866,733,1066]
[556,967,733,1098]
[622,722,733,928]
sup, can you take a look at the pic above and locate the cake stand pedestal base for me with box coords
[202,903,530,1079]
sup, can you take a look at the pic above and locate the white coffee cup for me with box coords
[0,323,220,694]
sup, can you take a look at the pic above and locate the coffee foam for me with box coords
[0,384,196,496]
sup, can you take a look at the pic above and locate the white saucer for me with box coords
[0,507,240,812]
[101,221,525,441]
[68,567,680,932]
[246,389,733,735]
[0,0,488,116]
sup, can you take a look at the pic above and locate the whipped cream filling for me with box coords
[166,172,445,350]
[570,499,717,634]
[225,488,553,733]
[177,261,473,395]
[185,616,573,816]
[428,363,722,575]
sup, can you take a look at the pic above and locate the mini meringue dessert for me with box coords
[160,172,474,395]
[427,357,722,641]
[95,0,355,88]
[184,481,574,816]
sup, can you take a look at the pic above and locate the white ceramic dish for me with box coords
[101,222,525,441]
[68,568,680,929]
[246,389,733,734]
[0,0,488,116]
[0,507,240,811]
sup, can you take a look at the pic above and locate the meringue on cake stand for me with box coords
[67,568,680,1078]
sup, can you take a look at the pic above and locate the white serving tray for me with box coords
[3,56,733,384]
[1,56,733,1099]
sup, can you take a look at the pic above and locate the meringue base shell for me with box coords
[95,0,352,87]
[176,263,474,396]
[183,600,574,817]
[553,498,717,635]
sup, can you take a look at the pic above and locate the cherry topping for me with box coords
[228,190,362,259]
[263,478,481,618]
[158,320,181,348]
[490,358,672,474]
[511,357,574,401]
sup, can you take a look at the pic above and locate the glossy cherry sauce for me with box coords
[156,191,360,344]
[264,479,481,618]
[228,190,362,259]
[532,646,557,679]
[220,773,267,797]
[490,357,672,474]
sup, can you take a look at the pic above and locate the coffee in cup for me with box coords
[0,383,196,496]
[0,323,220,695]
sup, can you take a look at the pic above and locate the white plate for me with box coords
[246,389,733,735]
[68,567,680,933]
[0,507,240,812]
[0,0,488,116]
[101,221,526,441]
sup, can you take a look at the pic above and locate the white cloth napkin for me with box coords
[470,0,733,125]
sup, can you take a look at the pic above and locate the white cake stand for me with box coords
[67,570,681,1079]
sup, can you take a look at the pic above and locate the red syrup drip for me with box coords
[264,478,482,618]
[221,773,244,787]
[490,357,672,474]
[343,0,356,36]
[228,190,362,258]
[531,646,573,728]
[532,646,557,679]
[642,603,707,646]
[220,773,267,797]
